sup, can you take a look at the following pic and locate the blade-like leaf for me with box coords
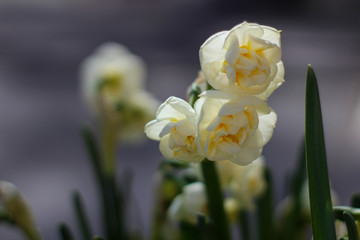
[59,223,75,240]
[82,127,123,240]
[305,65,336,240]
[73,191,92,240]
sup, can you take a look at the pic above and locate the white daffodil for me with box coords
[167,182,239,224]
[228,157,266,210]
[145,97,204,163]
[167,182,207,224]
[195,90,276,165]
[80,42,146,114]
[200,22,284,99]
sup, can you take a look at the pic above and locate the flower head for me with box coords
[80,42,146,114]
[195,90,276,165]
[200,22,284,99]
[167,182,207,224]
[167,181,241,224]
[145,97,204,162]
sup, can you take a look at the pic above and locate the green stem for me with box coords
[101,117,117,177]
[239,210,250,240]
[201,159,231,240]
[59,223,75,240]
[257,167,274,240]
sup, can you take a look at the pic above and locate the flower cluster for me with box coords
[145,22,283,165]
[81,42,160,142]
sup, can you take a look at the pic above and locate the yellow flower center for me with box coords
[223,44,270,91]
[172,135,197,157]
[167,120,198,158]
[100,72,124,98]
[209,106,259,152]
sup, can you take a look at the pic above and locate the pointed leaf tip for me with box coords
[305,66,336,240]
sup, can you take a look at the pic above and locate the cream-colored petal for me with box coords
[261,26,281,47]
[156,97,194,120]
[159,121,176,138]
[231,130,263,165]
[258,110,277,145]
[167,195,185,222]
[175,119,196,136]
[200,31,228,63]
[199,90,236,100]
[224,35,241,65]
[256,61,284,100]
[201,61,228,90]
[159,134,175,159]
[262,45,281,64]
[225,22,263,48]
[217,96,267,117]
[144,119,169,140]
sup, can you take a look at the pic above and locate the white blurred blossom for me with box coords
[200,22,284,99]
[167,182,207,224]
[80,42,146,115]
[80,42,159,143]
[228,157,266,210]
[167,182,239,224]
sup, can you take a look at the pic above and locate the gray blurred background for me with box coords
[1,0,360,239]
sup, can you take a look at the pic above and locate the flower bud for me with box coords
[0,181,40,240]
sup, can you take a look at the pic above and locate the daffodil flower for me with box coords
[145,97,204,162]
[80,42,146,114]
[200,22,284,99]
[167,182,207,224]
[195,90,276,165]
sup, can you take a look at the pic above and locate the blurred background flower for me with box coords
[0,0,360,239]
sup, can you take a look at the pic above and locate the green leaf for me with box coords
[0,208,14,224]
[82,127,103,186]
[305,65,336,240]
[73,191,92,240]
[343,211,359,240]
[257,167,274,240]
[290,139,306,200]
[59,223,75,240]
[81,127,123,240]
[201,159,231,240]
